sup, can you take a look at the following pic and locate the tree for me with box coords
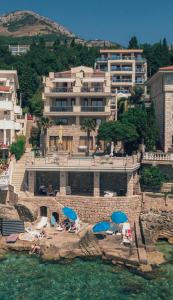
[140,166,168,189]
[117,97,128,115]
[128,36,139,49]
[97,120,138,153]
[30,91,43,117]
[81,119,96,156]
[129,86,144,105]
[10,135,26,160]
[37,117,54,156]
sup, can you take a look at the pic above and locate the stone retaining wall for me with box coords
[142,192,173,210]
[19,195,142,224]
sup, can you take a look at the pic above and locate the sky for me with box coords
[0,0,173,46]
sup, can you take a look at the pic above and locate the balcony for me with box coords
[81,87,104,93]
[112,78,132,83]
[0,101,13,111]
[136,68,145,73]
[111,67,132,72]
[51,87,73,93]
[111,89,130,95]
[14,105,22,114]
[135,80,145,84]
[50,106,73,112]
[0,120,21,130]
[81,106,105,112]
[96,57,108,62]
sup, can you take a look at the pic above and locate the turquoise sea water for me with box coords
[0,243,173,300]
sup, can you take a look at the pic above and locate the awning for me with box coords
[83,78,105,83]
[52,78,75,83]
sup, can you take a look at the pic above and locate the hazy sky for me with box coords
[0,0,172,46]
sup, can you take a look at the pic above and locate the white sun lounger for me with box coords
[36,217,48,230]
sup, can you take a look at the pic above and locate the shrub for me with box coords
[140,166,168,188]
[10,135,26,160]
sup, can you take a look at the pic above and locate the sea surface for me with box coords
[0,242,173,300]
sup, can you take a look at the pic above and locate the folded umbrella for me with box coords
[62,207,77,221]
[92,221,111,233]
[111,211,128,224]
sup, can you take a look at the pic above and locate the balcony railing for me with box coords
[143,152,173,161]
[136,68,145,73]
[135,80,145,84]
[97,56,146,62]
[112,79,132,83]
[51,87,73,93]
[50,106,73,112]
[111,67,132,72]
[54,73,75,78]
[96,57,108,61]
[81,106,105,112]
[111,89,130,94]
[81,87,104,93]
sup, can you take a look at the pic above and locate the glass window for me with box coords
[165,75,173,85]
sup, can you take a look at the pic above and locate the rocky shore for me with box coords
[0,223,166,272]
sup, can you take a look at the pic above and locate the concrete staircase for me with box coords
[11,151,29,195]
[25,119,35,148]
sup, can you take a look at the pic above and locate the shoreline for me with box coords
[0,225,166,273]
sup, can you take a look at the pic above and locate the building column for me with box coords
[127,172,134,196]
[28,171,36,195]
[60,171,67,196]
[94,172,100,197]
[3,129,6,145]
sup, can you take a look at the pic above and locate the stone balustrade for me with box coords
[143,152,173,161]
[26,152,140,172]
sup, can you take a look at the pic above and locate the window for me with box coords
[165,75,173,85]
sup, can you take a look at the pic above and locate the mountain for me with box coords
[0,10,120,48]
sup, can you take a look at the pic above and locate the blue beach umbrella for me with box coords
[62,207,77,221]
[111,211,128,224]
[92,221,111,233]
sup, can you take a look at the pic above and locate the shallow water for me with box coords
[0,243,173,300]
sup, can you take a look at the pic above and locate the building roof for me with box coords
[159,66,173,71]
[147,66,173,85]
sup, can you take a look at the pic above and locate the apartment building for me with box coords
[9,45,30,56]
[0,70,22,147]
[43,66,115,153]
[95,49,147,97]
[147,66,173,152]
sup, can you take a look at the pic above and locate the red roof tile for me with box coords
[160,66,173,71]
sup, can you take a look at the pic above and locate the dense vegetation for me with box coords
[10,135,26,160]
[140,166,168,189]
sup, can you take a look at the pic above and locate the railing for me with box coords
[111,90,130,94]
[51,87,73,93]
[81,106,105,112]
[26,153,140,170]
[136,69,145,73]
[111,67,132,72]
[143,152,173,161]
[96,57,108,61]
[112,79,132,83]
[81,87,104,93]
[135,80,145,84]
[97,56,146,62]
[50,106,73,112]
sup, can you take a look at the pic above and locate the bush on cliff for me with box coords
[140,166,168,189]
[10,135,26,160]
